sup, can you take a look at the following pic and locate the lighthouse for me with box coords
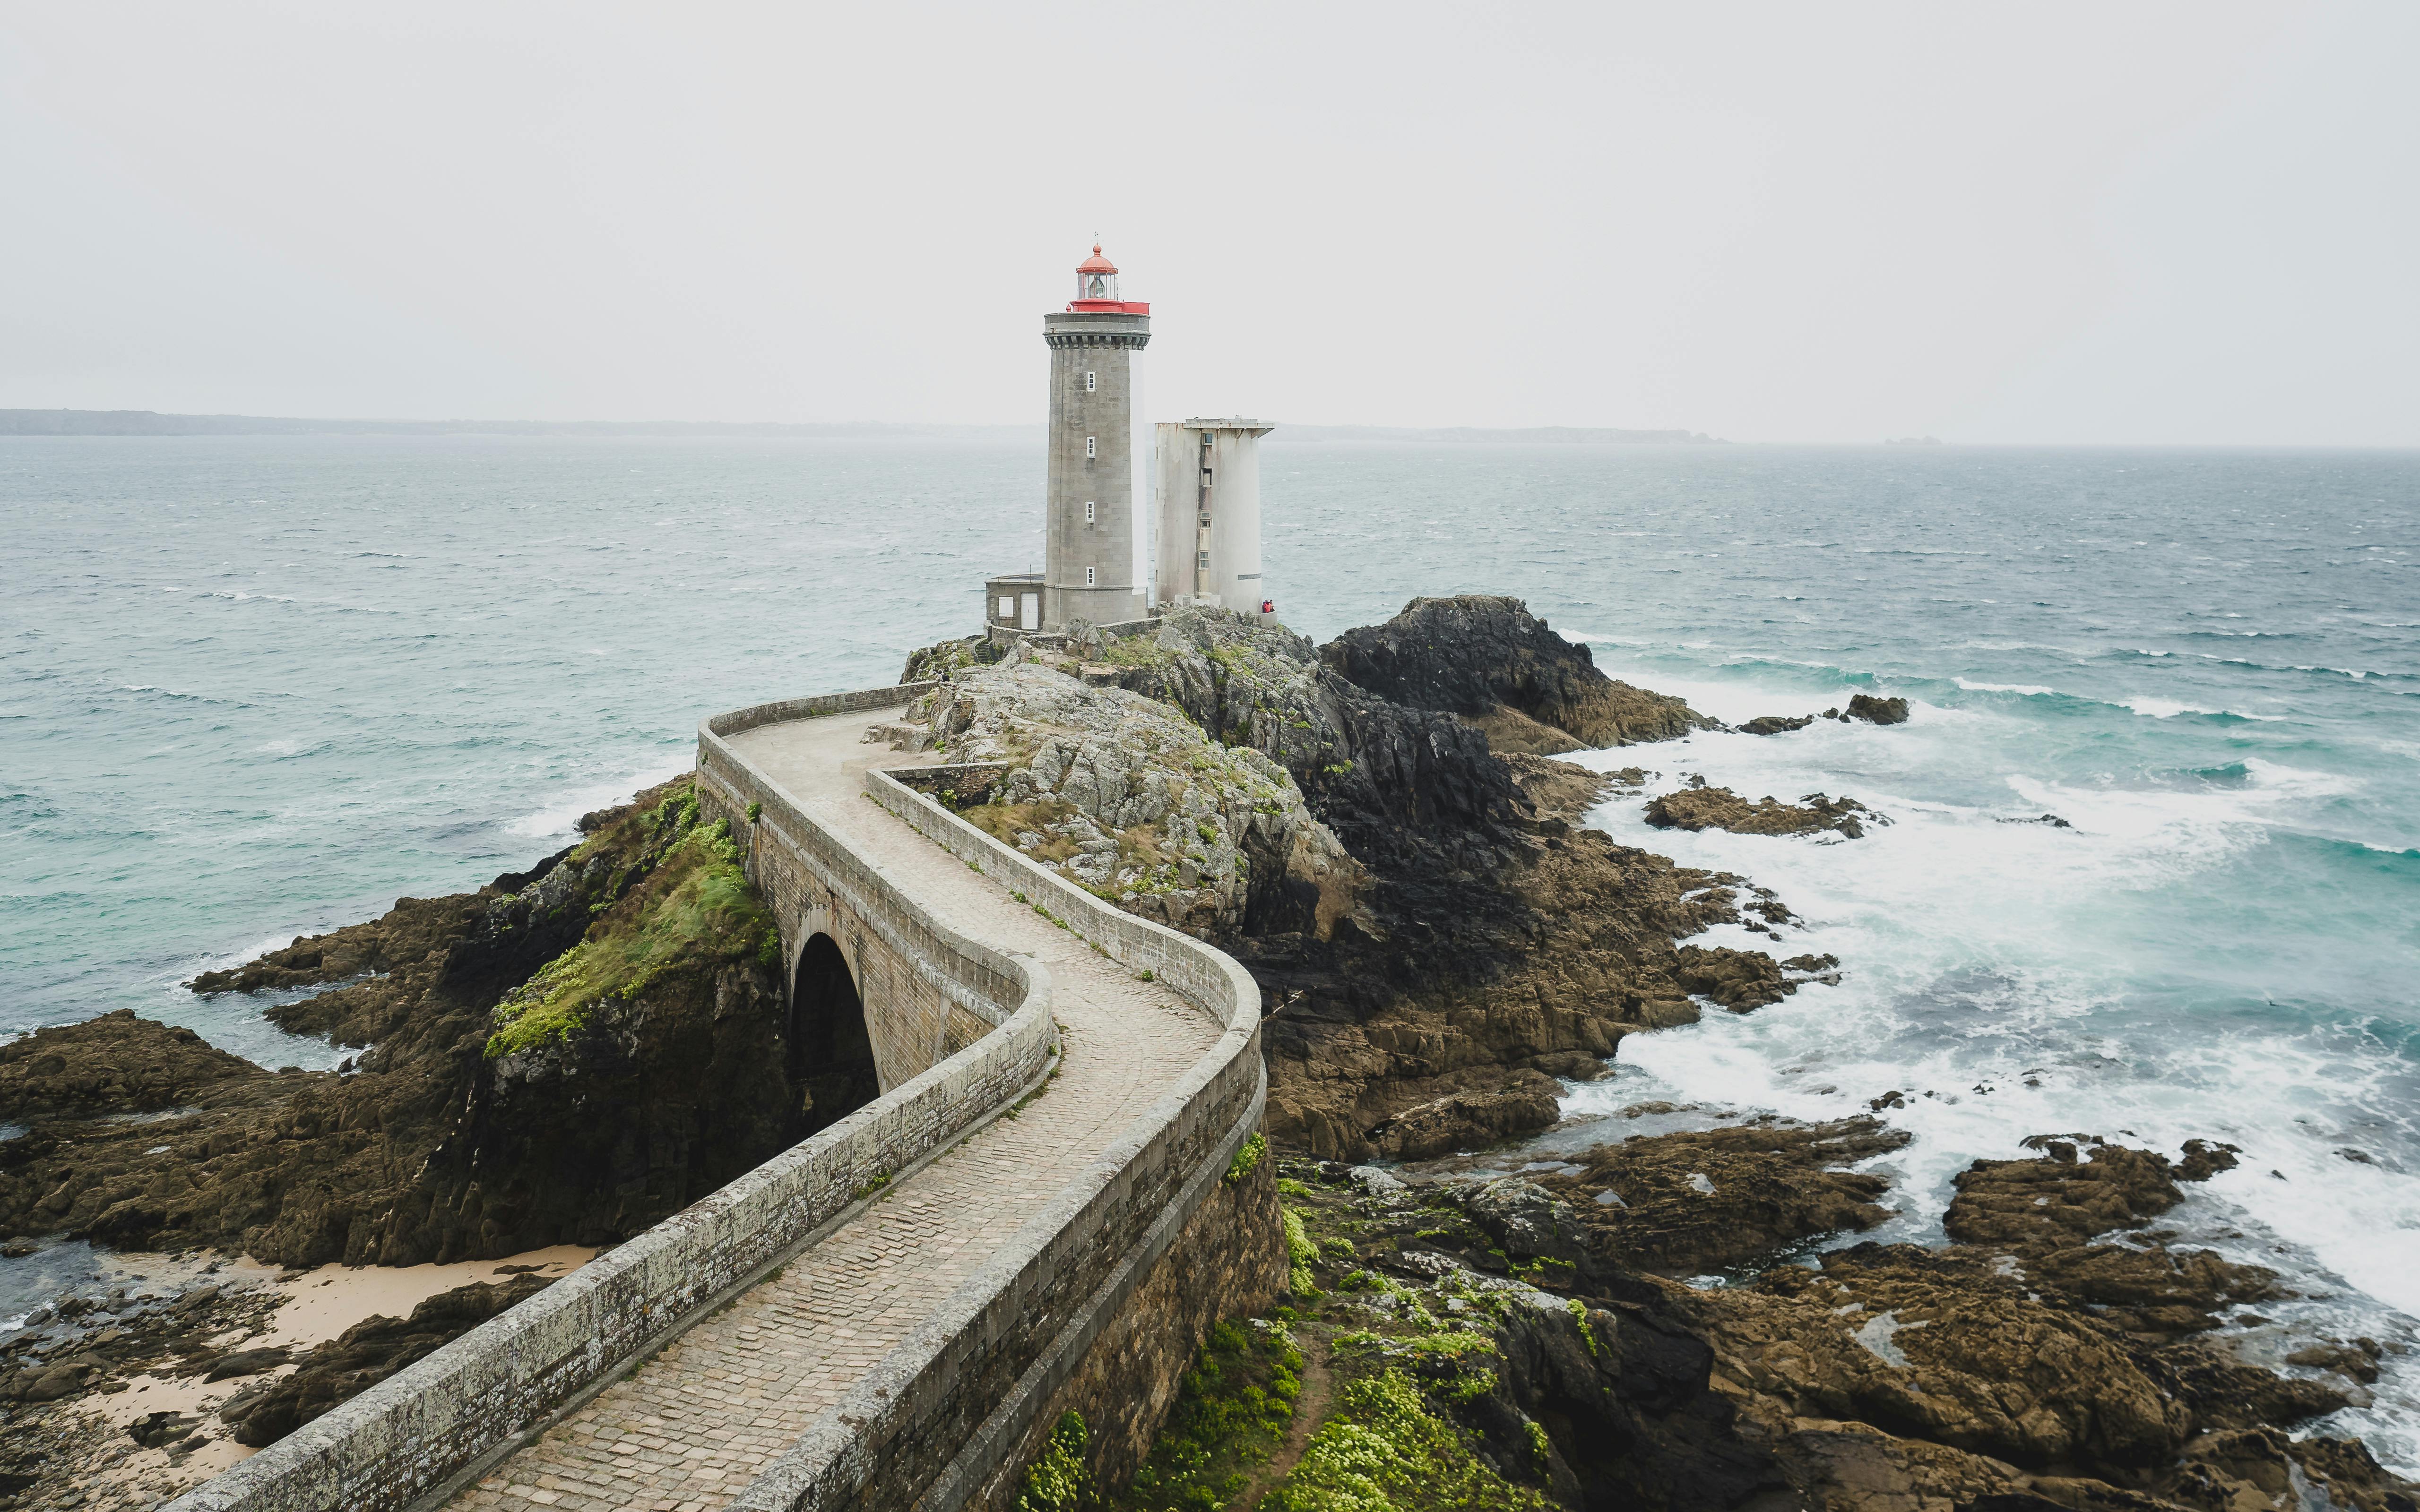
[1039,244,1151,631]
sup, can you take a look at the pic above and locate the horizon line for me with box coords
[3,409,2415,448]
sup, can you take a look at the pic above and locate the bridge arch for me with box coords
[790,932,879,1137]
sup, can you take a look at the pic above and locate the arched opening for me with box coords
[789,933,878,1137]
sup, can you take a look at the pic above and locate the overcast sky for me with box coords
[3,3,2413,444]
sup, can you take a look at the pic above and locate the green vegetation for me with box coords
[1262,1370,1546,1512]
[1284,1207,1319,1296]
[1566,1298,1597,1356]
[745,799,762,823]
[1018,1411,1091,1512]
[1226,1132,1267,1186]
[1114,1322,1303,1512]
[1108,1155,1581,1512]
[485,785,779,1058]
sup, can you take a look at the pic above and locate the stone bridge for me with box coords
[171,685,1283,1512]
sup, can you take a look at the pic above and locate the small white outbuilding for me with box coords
[1153,418,1276,618]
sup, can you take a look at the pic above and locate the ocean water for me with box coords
[4,437,2416,1454]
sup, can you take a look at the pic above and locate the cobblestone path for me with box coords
[447,709,1218,1511]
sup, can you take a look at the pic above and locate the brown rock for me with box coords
[0,1012,267,1121]
[1537,1118,1910,1275]
[220,1274,551,1447]
[1646,786,1875,839]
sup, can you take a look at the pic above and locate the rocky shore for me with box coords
[901,596,1823,1162]
[4,592,2409,1512]
[1116,1139,2411,1512]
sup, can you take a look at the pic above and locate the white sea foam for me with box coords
[503,762,691,841]
[1553,676,2420,1447]
[2121,696,2285,720]
[1954,679,2059,696]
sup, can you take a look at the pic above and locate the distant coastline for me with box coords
[0,409,1722,444]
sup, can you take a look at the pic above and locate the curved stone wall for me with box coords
[168,687,1049,1512]
[724,768,1269,1512]
[169,682,1278,1512]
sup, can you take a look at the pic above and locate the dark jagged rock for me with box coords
[1647,787,1876,839]
[1845,694,1910,725]
[1942,1137,2276,1335]
[1321,594,1712,748]
[0,779,793,1268]
[0,1011,268,1120]
[1533,1118,1910,1275]
[1237,1152,2419,1512]
[958,601,1820,1162]
[219,1274,553,1446]
[1739,715,1815,736]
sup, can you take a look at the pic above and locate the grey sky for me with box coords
[3,3,2412,444]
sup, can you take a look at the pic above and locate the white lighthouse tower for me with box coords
[1037,244,1151,631]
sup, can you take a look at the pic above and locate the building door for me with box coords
[1020,592,1039,630]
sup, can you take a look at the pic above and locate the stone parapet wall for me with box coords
[167,688,1051,1512]
[721,770,1273,1512]
[695,729,1014,1082]
[169,682,1278,1512]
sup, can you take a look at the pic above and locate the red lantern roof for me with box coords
[1077,243,1118,275]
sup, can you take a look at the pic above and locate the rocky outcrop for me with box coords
[1321,594,1711,749]
[1530,1118,1910,1275]
[1182,1145,2418,1512]
[908,600,1813,1163]
[1845,694,1910,725]
[1646,785,1879,839]
[1738,714,1814,736]
[219,1274,553,1446]
[0,779,793,1268]
[0,1011,268,1120]
[900,660,1365,940]
[1939,1135,2280,1335]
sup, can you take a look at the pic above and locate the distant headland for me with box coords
[0,409,1723,444]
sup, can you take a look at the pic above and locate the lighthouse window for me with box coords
[1085,566,1097,586]
[1084,500,1096,524]
[1085,371,1097,392]
[1085,437,1096,459]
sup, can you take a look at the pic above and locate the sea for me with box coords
[3,436,2416,1461]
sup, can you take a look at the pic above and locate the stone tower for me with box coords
[1154,419,1276,617]
[1041,244,1150,631]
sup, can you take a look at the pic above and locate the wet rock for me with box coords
[1944,1137,2279,1335]
[1845,694,1910,725]
[1534,1119,1910,1275]
[1365,1073,1568,1161]
[1645,787,1876,839]
[1739,715,1815,736]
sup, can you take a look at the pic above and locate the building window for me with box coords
[1085,436,1096,459]
[1085,566,1097,586]
[1085,371,1097,392]
[1197,550,1210,568]
[997,596,1014,618]
[1084,499,1096,524]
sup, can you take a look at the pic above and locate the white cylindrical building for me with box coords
[1153,419,1275,617]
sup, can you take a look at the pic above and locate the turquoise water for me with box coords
[3,437,2416,1452]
